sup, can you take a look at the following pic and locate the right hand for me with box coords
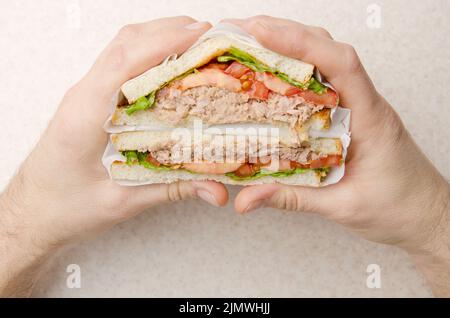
[0,17,228,297]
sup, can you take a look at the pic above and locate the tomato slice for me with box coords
[201,62,229,71]
[290,155,342,169]
[172,154,341,175]
[284,86,302,97]
[309,155,342,169]
[259,159,294,172]
[182,162,242,175]
[298,89,338,107]
[234,164,260,177]
[248,81,270,100]
[179,68,242,92]
[180,61,338,106]
[146,154,161,167]
[257,72,300,96]
[224,61,251,78]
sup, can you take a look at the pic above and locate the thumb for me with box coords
[234,184,338,214]
[124,181,229,214]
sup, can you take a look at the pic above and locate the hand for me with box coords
[227,16,450,296]
[0,16,228,297]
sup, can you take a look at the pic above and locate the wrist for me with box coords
[406,181,450,296]
[0,169,57,263]
[0,196,49,297]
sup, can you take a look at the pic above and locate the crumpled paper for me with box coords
[102,23,351,187]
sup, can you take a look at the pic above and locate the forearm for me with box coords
[408,182,450,297]
[410,236,450,297]
[0,172,56,297]
[0,234,49,297]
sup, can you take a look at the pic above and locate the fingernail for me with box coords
[197,189,220,207]
[243,200,266,213]
[185,21,210,30]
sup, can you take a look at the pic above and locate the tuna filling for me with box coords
[150,85,324,128]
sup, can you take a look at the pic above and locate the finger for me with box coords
[309,25,333,39]
[234,183,341,215]
[62,18,211,125]
[55,18,211,152]
[85,19,212,106]
[224,16,379,109]
[125,181,229,215]
[224,18,333,39]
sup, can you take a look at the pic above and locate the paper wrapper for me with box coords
[102,23,352,187]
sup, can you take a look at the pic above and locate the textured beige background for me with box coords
[1,0,449,297]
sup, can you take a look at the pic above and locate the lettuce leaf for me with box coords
[125,91,156,115]
[226,167,331,181]
[225,168,308,181]
[124,151,138,165]
[122,151,172,171]
[217,47,274,73]
[125,67,200,116]
[218,47,328,94]
[307,77,328,95]
[122,151,331,180]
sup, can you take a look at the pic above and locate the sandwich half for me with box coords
[109,34,344,186]
[112,36,337,132]
[110,130,343,186]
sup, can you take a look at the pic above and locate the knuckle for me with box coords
[383,105,406,146]
[341,43,362,74]
[105,41,129,71]
[272,187,302,212]
[272,187,323,213]
[176,15,196,23]
[116,24,140,41]
[314,26,332,38]
[287,27,309,56]
[99,185,133,215]
[250,15,271,22]
[63,83,81,101]
[246,16,272,34]
[246,20,266,33]
[166,182,188,202]
[328,188,359,224]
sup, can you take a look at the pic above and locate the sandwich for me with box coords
[108,34,344,186]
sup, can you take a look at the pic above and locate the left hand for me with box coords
[227,15,450,296]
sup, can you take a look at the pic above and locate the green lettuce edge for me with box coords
[124,67,199,115]
[123,151,172,171]
[225,168,307,181]
[125,91,156,115]
[122,151,330,180]
[217,47,328,94]
[225,167,330,181]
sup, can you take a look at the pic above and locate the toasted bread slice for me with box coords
[111,129,342,157]
[121,35,314,104]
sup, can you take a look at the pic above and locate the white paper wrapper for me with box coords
[102,23,352,187]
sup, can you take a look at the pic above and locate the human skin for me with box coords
[227,16,450,296]
[0,17,229,297]
[0,15,449,298]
